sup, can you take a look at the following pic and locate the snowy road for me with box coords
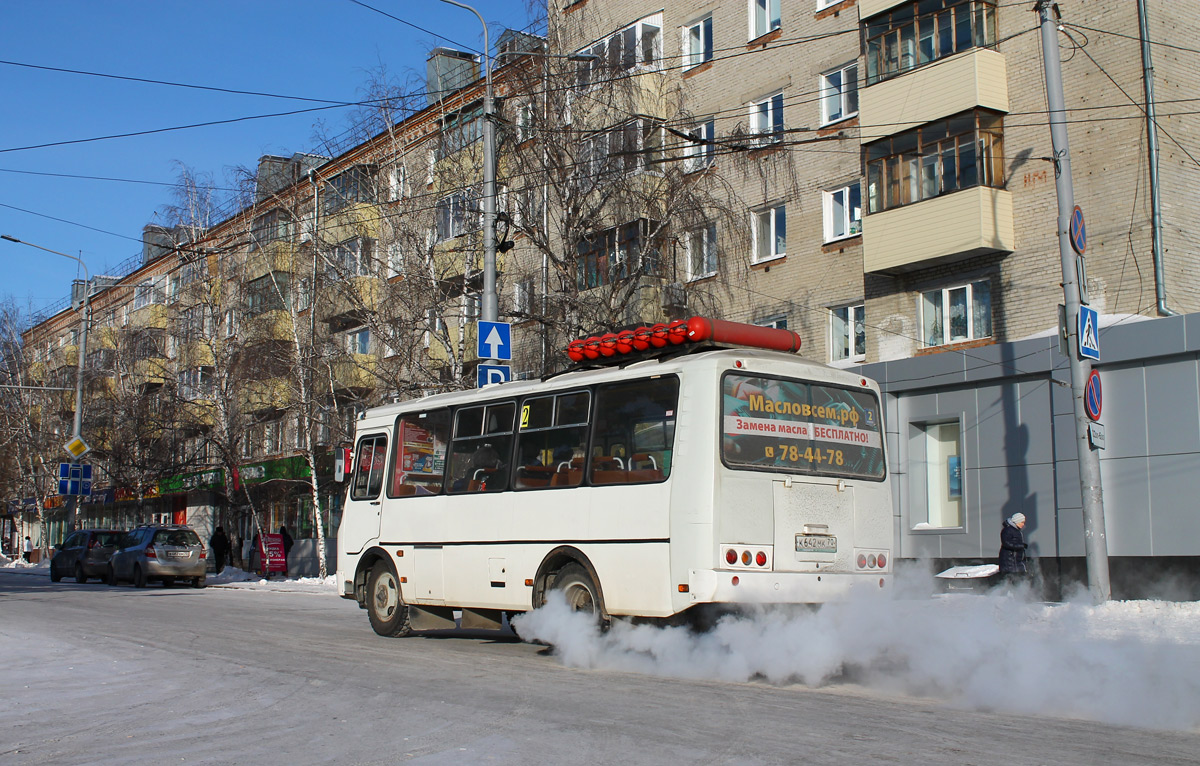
[2,570,1198,765]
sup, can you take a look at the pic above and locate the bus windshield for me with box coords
[721,372,885,480]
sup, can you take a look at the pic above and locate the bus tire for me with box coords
[552,563,603,618]
[367,561,412,638]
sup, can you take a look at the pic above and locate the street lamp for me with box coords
[1,235,91,443]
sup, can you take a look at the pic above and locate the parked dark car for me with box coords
[108,525,207,588]
[49,529,124,584]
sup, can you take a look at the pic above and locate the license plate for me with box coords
[166,551,189,559]
[796,535,837,553]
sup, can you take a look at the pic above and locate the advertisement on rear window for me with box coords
[722,373,885,480]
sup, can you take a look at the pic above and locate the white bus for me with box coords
[337,318,892,637]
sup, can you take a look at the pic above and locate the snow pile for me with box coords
[512,584,1200,731]
[0,554,48,570]
[207,566,338,593]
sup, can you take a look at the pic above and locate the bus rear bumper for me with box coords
[689,569,891,605]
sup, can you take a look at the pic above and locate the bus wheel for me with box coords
[367,562,412,637]
[553,564,602,617]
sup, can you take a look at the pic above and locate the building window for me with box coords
[583,119,664,179]
[912,421,963,529]
[576,219,662,290]
[750,0,781,39]
[386,242,403,278]
[921,279,990,346]
[752,204,786,262]
[436,103,484,161]
[132,278,165,310]
[817,0,842,9]
[424,309,446,349]
[575,13,662,87]
[246,273,289,317]
[831,304,865,362]
[435,191,477,242]
[686,223,718,280]
[866,110,1003,214]
[865,0,998,86]
[296,277,312,312]
[513,277,535,317]
[515,102,535,143]
[684,15,713,69]
[756,315,788,330]
[177,367,212,401]
[464,292,481,323]
[322,165,376,215]
[683,120,715,172]
[820,63,858,125]
[823,182,862,241]
[251,209,294,250]
[750,92,785,145]
[328,237,373,277]
[387,165,407,202]
[345,326,371,355]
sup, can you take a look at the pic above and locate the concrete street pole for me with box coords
[438,0,498,326]
[2,234,92,532]
[1035,2,1111,602]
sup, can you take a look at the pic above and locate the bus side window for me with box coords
[448,402,515,493]
[590,377,678,486]
[351,435,388,500]
[514,391,589,490]
[390,410,450,498]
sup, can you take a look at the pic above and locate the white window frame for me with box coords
[756,314,788,330]
[816,0,842,11]
[683,15,713,70]
[830,303,865,363]
[749,91,784,146]
[346,326,371,355]
[752,204,786,263]
[749,0,781,40]
[684,120,715,173]
[686,223,718,280]
[329,238,372,277]
[820,62,859,125]
[387,241,403,278]
[920,279,992,347]
[574,12,664,87]
[423,309,446,349]
[823,182,862,242]
[513,277,535,316]
[515,102,535,143]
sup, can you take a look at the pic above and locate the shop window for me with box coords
[911,421,963,528]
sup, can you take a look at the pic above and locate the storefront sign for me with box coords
[259,533,288,575]
[158,469,225,495]
[239,456,312,486]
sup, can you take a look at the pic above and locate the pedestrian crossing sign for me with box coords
[1078,306,1100,361]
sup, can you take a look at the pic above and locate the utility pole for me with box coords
[1035,1,1110,602]
[438,0,498,325]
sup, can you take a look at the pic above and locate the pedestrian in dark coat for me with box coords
[279,526,294,575]
[998,512,1028,575]
[209,526,230,574]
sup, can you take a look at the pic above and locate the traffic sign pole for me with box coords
[1038,1,1109,602]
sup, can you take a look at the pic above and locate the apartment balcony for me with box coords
[244,309,295,345]
[860,0,914,17]
[426,322,477,366]
[50,345,79,371]
[860,48,1008,138]
[129,302,169,330]
[132,356,170,387]
[318,276,381,326]
[331,353,377,393]
[93,326,120,350]
[245,240,298,282]
[177,340,215,368]
[322,202,381,243]
[239,376,293,415]
[862,186,1014,274]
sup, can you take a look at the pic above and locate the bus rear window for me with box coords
[721,373,885,480]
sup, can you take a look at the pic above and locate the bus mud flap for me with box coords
[409,605,457,631]
[461,608,504,630]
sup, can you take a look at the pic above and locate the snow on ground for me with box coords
[6,556,1199,730]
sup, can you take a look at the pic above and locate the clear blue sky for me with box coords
[0,0,536,318]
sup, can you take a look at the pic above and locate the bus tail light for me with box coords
[725,549,737,565]
[741,550,752,566]
[755,551,767,567]
[856,553,867,569]
[868,554,877,568]
[876,553,887,569]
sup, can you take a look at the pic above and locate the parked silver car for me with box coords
[49,529,123,583]
[108,525,207,588]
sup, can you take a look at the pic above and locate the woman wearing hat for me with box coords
[998,512,1028,578]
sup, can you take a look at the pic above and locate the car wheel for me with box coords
[193,576,206,589]
[75,563,88,584]
[133,566,147,588]
[107,565,118,586]
[367,561,411,637]
[50,565,62,583]
[161,576,175,587]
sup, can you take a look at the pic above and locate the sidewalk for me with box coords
[1,558,337,594]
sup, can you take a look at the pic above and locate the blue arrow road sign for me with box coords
[477,364,511,388]
[477,321,512,361]
[1078,306,1100,361]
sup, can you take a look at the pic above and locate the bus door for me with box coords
[340,433,389,555]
